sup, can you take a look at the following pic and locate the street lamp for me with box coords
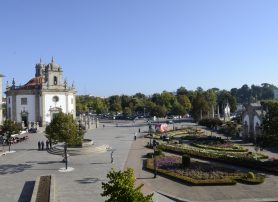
[153,145,157,178]
[148,123,152,146]
[64,141,68,170]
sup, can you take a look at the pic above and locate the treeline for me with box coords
[76,83,277,120]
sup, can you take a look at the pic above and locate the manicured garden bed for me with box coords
[145,156,264,186]
[157,144,278,174]
[191,142,248,152]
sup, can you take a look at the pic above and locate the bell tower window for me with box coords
[54,76,58,85]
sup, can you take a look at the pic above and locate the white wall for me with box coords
[67,94,75,115]
[44,93,67,123]
[243,114,250,133]
[253,115,261,133]
[16,95,35,122]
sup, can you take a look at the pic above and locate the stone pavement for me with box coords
[1,121,278,202]
[0,123,136,202]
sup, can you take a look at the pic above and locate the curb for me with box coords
[30,176,40,202]
[50,174,56,202]
[156,191,191,202]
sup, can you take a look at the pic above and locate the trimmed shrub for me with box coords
[247,172,255,179]
[146,152,154,158]
[237,175,265,185]
[199,118,223,129]
[182,155,190,168]
[154,149,163,156]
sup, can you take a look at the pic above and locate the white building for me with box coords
[5,58,76,127]
[242,103,265,140]
[0,74,4,125]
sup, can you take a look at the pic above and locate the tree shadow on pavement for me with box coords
[0,164,33,175]
[26,161,61,165]
[18,181,35,202]
[91,162,108,165]
[75,177,105,184]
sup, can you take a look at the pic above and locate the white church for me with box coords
[5,58,76,127]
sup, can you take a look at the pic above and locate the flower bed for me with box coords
[157,144,278,174]
[191,142,248,152]
[145,156,264,185]
[167,128,205,137]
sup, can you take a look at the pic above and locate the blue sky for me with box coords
[0,0,278,96]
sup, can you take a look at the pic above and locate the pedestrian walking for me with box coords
[38,141,41,151]
[41,141,44,150]
[46,140,49,150]
[138,128,141,133]
[134,133,137,141]
[111,150,114,164]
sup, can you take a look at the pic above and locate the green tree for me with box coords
[217,90,237,113]
[150,104,167,117]
[123,107,132,117]
[170,102,186,116]
[191,93,209,121]
[1,120,21,152]
[93,97,108,114]
[205,89,217,117]
[260,100,278,147]
[101,168,153,202]
[176,86,188,96]
[45,112,84,169]
[109,95,122,113]
[177,94,192,113]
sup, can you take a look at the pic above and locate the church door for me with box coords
[21,115,28,127]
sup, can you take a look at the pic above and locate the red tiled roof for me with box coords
[18,76,44,89]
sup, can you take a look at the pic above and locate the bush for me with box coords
[247,172,255,179]
[154,149,163,156]
[237,174,265,185]
[199,118,223,129]
[182,155,190,168]
[146,153,154,158]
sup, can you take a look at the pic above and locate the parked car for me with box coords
[28,128,37,133]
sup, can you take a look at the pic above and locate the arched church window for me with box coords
[54,76,58,85]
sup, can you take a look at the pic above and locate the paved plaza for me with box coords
[1,120,278,202]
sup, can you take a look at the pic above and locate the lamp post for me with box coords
[153,145,157,178]
[144,107,146,118]
[148,123,152,146]
[64,142,68,170]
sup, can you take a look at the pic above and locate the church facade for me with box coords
[242,103,265,140]
[5,58,76,127]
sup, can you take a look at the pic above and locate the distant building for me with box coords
[0,73,4,125]
[274,89,278,100]
[242,103,266,140]
[5,58,76,127]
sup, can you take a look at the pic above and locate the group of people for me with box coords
[38,140,51,150]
